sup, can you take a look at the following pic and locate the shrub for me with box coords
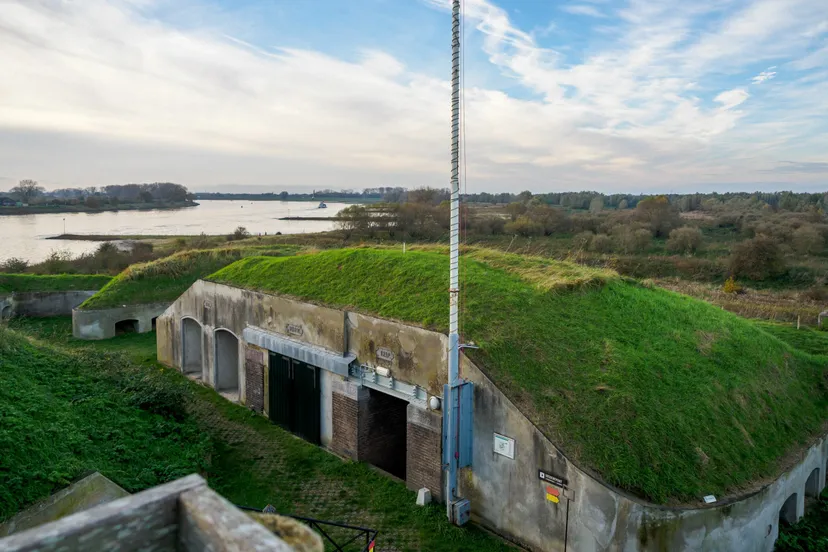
[667,226,704,254]
[589,233,613,253]
[504,216,544,237]
[635,196,680,237]
[573,231,593,250]
[729,235,787,280]
[228,226,250,241]
[470,216,506,235]
[0,258,28,273]
[723,276,742,294]
[792,225,825,256]
[612,225,651,254]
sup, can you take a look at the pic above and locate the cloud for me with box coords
[715,89,750,110]
[561,5,607,18]
[767,161,828,174]
[0,0,827,192]
[752,67,777,84]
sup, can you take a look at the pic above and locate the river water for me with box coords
[0,200,349,264]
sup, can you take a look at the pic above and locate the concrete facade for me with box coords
[72,302,169,340]
[156,279,828,552]
[0,290,96,319]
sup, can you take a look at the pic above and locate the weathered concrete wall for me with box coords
[460,357,828,552]
[0,473,129,537]
[73,302,169,340]
[0,291,96,318]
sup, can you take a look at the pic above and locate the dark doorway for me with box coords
[779,493,798,526]
[268,353,320,445]
[151,317,158,331]
[115,319,139,334]
[359,390,408,479]
[1,305,11,319]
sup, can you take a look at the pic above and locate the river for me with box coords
[0,200,350,264]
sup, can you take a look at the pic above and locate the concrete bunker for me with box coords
[181,317,203,375]
[358,389,408,479]
[214,329,239,394]
[779,493,798,526]
[804,467,820,498]
[114,319,139,334]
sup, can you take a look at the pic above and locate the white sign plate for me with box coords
[493,433,515,459]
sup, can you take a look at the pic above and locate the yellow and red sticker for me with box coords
[368,540,375,551]
[545,485,560,504]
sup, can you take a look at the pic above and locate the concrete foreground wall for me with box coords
[156,279,828,552]
[73,302,169,340]
[0,291,96,319]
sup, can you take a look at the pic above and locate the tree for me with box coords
[279,191,289,200]
[792,225,824,256]
[229,226,250,241]
[667,226,704,255]
[635,196,680,237]
[139,190,154,203]
[589,196,604,213]
[729,235,786,280]
[84,196,101,209]
[504,216,543,237]
[589,234,613,253]
[11,179,44,204]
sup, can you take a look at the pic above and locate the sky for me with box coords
[0,0,827,194]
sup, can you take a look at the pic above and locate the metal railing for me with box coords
[237,505,378,552]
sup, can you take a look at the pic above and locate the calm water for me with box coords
[0,200,350,264]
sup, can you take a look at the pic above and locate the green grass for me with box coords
[79,246,298,310]
[209,247,828,504]
[0,274,111,293]
[0,324,209,522]
[8,317,511,551]
[755,321,828,357]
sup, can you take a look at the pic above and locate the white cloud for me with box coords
[0,0,827,192]
[561,5,607,18]
[751,67,777,84]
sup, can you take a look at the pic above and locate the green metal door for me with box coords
[292,361,320,445]
[268,354,292,429]
[267,353,320,445]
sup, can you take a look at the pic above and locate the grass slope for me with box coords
[0,326,209,521]
[209,248,828,504]
[756,321,828,357]
[0,274,111,293]
[79,246,297,310]
[9,317,510,551]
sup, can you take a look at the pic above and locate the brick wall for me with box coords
[330,392,359,459]
[358,390,408,479]
[406,404,443,502]
[244,346,265,413]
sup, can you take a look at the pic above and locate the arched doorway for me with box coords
[115,319,139,334]
[805,467,820,498]
[1,305,11,320]
[181,318,203,375]
[214,329,239,392]
[779,493,798,526]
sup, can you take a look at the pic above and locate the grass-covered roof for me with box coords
[79,246,298,310]
[207,247,828,504]
[0,274,111,294]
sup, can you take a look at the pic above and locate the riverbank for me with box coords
[0,201,198,216]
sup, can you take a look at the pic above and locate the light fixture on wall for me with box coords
[375,366,391,378]
[429,396,441,411]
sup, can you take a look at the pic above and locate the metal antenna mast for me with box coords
[444,0,471,526]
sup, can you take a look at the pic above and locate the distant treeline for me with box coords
[2,181,193,208]
[195,187,399,202]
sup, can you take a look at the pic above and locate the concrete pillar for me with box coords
[406,404,443,502]
[244,346,266,413]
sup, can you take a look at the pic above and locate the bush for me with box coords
[792,225,825,255]
[0,258,28,273]
[573,231,593,250]
[729,235,787,280]
[667,226,704,254]
[723,276,742,294]
[635,196,680,237]
[504,216,544,237]
[470,216,506,235]
[589,233,613,253]
[612,225,651,254]
[228,226,250,241]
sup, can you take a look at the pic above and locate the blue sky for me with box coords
[0,0,826,193]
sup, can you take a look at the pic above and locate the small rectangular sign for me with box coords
[493,433,515,459]
[538,470,568,489]
[376,347,395,362]
[286,324,303,337]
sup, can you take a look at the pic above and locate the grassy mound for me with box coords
[755,321,828,357]
[0,326,209,521]
[208,248,828,504]
[0,274,111,293]
[79,246,297,310]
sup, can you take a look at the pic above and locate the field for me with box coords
[2,317,510,551]
[209,247,828,504]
